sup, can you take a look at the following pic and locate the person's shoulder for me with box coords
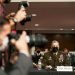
[44,51,50,56]
[58,51,63,56]
[0,69,7,75]
[58,51,62,54]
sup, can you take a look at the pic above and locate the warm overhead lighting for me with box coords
[34,24,39,27]
[60,28,63,30]
[72,29,75,30]
[32,14,37,17]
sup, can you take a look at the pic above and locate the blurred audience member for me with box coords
[32,48,42,69]
[44,48,49,54]
[0,5,27,68]
[62,48,71,66]
[0,31,33,75]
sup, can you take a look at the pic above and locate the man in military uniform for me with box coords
[42,40,63,70]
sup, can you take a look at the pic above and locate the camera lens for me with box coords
[10,33,48,47]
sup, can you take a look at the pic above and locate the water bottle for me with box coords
[38,59,42,70]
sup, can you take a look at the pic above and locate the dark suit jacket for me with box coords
[0,53,33,75]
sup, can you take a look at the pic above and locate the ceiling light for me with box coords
[60,28,63,30]
[72,29,75,30]
[35,24,39,27]
[32,14,37,17]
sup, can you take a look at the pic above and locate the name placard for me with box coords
[57,66,73,71]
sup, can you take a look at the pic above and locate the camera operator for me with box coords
[0,4,27,66]
[0,3,33,74]
[0,31,33,75]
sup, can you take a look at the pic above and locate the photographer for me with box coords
[0,4,27,65]
[0,31,33,75]
[1,8,26,33]
[0,3,33,74]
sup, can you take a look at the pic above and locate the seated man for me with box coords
[42,40,62,70]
